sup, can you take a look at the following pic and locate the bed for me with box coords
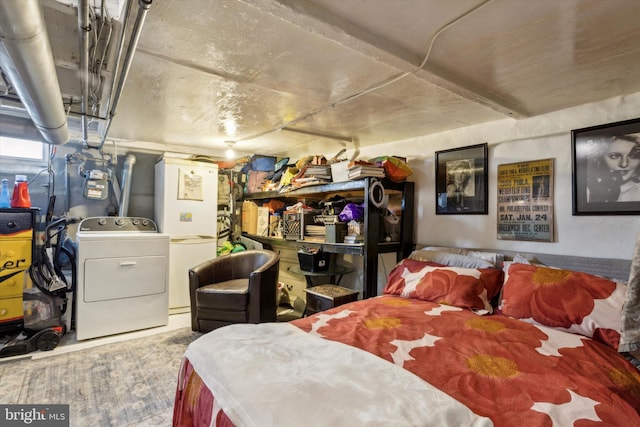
[173,247,640,426]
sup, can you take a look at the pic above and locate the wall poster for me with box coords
[572,117,640,215]
[497,158,554,241]
[435,143,488,214]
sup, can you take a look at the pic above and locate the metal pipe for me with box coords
[78,0,91,145]
[0,0,69,145]
[103,0,132,112]
[64,154,75,215]
[118,154,136,217]
[99,0,153,149]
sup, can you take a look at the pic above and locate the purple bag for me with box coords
[338,203,364,222]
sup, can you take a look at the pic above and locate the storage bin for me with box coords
[284,212,302,240]
[284,212,316,240]
[298,251,330,272]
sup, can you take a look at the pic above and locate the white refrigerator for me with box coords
[155,157,218,313]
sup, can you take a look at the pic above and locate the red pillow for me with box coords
[500,263,626,349]
[383,259,503,312]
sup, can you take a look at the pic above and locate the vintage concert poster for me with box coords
[497,158,554,241]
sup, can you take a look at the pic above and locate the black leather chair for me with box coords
[188,249,280,332]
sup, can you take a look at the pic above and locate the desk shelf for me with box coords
[288,264,355,287]
[242,178,414,298]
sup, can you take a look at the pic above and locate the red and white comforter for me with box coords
[174,296,640,426]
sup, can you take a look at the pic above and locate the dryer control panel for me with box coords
[78,216,158,232]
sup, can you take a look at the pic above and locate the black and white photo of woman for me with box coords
[586,135,640,202]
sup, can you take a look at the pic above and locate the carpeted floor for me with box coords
[0,327,202,427]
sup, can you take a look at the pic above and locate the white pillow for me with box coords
[501,254,531,272]
[409,250,495,269]
[419,246,504,268]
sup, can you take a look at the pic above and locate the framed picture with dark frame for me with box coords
[435,143,488,214]
[572,118,640,215]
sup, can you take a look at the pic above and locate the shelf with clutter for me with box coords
[234,152,414,298]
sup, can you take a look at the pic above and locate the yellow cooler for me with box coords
[0,208,36,334]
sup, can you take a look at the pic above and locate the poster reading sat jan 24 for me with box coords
[497,158,554,242]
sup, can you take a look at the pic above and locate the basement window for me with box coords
[0,136,46,162]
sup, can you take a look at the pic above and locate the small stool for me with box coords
[304,285,359,316]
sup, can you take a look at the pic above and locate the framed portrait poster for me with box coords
[435,143,488,214]
[572,118,640,215]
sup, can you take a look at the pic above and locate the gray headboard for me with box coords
[499,250,631,283]
[416,245,631,283]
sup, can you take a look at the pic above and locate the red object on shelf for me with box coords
[10,176,31,208]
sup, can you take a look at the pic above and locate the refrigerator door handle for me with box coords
[170,235,216,244]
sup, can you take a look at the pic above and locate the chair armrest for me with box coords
[247,252,280,323]
[249,251,280,275]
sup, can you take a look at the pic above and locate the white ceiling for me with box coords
[4,0,640,159]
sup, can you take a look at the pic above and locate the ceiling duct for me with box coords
[0,0,69,145]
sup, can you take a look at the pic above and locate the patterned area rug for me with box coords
[0,327,202,426]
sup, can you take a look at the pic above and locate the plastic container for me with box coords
[0,179,10,208]
[10,175,31,208]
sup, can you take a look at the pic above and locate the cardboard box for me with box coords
[241,201,258,234]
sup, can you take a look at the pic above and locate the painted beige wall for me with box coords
[355,91,640,261]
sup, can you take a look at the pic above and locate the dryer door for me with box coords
[83,255,167,302]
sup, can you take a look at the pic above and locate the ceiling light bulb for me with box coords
[224,141,235,159]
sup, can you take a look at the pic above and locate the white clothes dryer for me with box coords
[75,217,170,340]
